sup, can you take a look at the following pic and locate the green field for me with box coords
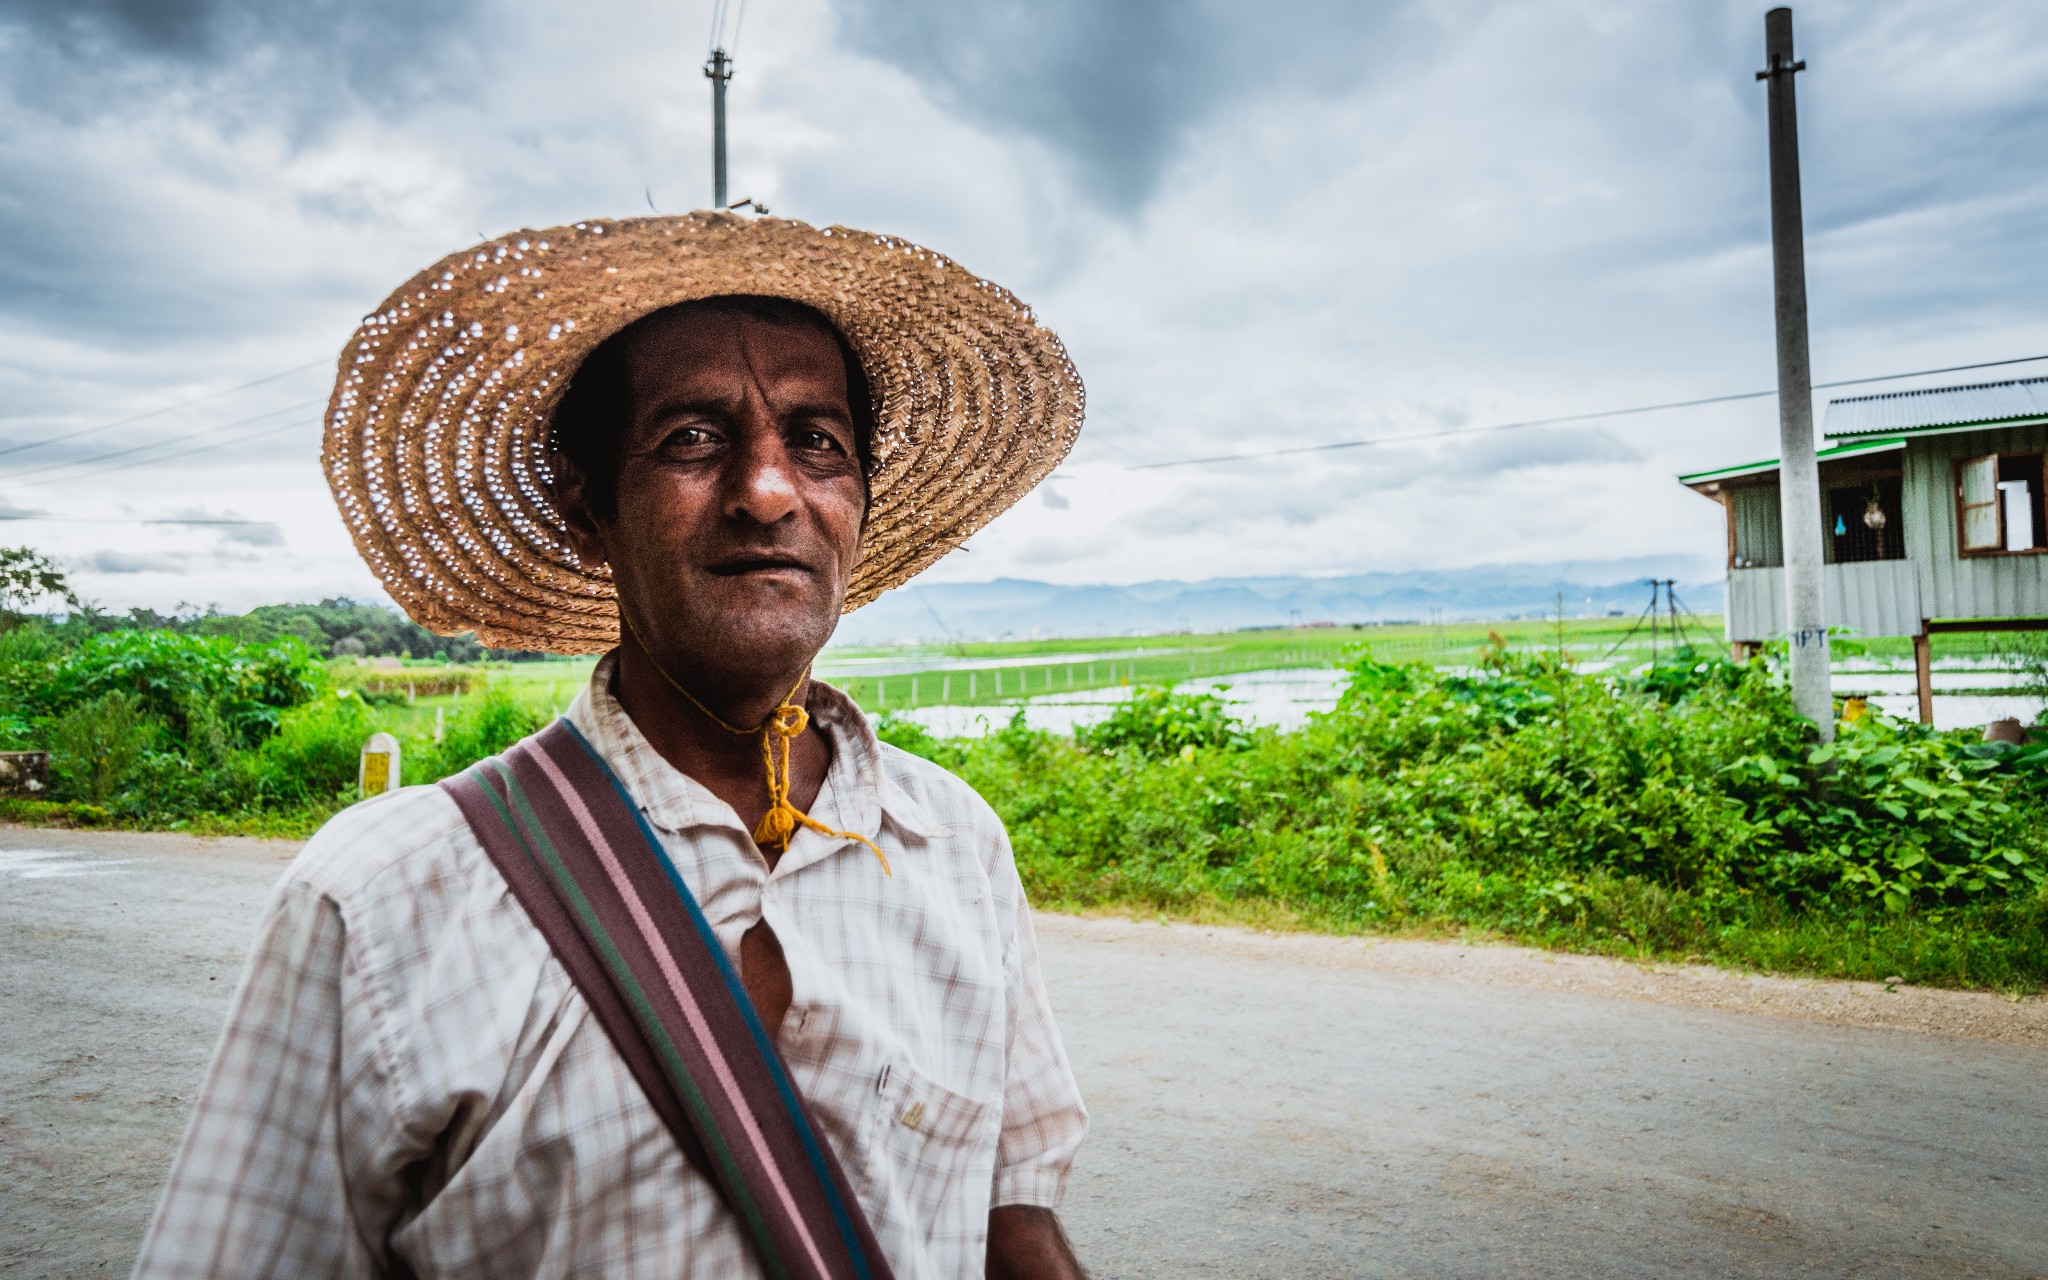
[326,614,1730,720]
[318,612,2048,727]
[818,614,1724,710]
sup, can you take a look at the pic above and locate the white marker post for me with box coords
[360,731,402,797]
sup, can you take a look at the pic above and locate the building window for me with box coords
[1956,453,2048,555]
[1828,476,1905,562]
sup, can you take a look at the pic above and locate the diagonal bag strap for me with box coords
[440,718,893,1280]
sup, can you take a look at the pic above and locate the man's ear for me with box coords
[550,450,611,570]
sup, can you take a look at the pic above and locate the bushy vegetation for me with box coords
[883,647,2048,990]
[5,577,2044,988]
[0,619,542,829]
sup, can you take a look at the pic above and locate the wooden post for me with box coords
[1913,629,1934,725]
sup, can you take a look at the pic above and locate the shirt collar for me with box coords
[564,652,950,856]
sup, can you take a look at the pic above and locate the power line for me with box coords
[1129,352,2048,471]
[0,398,323,484]
[0,359,327,462]
[22,418,315,487]
[729,0,750,57]
[0,515,274,526]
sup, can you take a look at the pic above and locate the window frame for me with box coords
[1956,452,2048,557]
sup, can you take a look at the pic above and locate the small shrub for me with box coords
[417,682,544,781]
[251,690,376,806]
[1633,649,1749,703]
[873,711,944,761]
[45,691,156,805]
[1081,685,1249,757]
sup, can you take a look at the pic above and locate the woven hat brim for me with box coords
[322,213,1084,653]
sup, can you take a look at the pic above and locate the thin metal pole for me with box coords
[705,48,732,210]
[1759,7,1833,740]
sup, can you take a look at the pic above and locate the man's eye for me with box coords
[795,429,844,453]
[666,427,717,448]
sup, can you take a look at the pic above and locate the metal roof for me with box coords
[1678,436,1903,488]
[1823,374,2048,438]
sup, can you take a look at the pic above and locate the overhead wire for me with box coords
[0,359,327,461]
[14,418,315,489]
[0,398,324,484]
[1128,351,2048,471]
[0,515,275,526]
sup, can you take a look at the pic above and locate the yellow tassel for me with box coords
[749,701,892,876]
[621,612,890,876]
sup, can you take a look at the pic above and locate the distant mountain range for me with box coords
[832,558,1726,645]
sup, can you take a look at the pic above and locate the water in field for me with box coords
[885,667,1351,738]
[877,662,2046,740]
[1862,695,2043,731]
[815,648,1187,679]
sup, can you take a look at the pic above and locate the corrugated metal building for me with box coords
[1680,375,2048,721]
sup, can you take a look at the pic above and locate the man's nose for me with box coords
[722,415,801,526]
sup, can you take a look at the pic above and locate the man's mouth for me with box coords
[705,553,813,577]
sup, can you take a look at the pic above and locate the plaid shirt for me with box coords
[132,655,1086,1280]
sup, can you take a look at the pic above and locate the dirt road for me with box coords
[3,825,2043,1278]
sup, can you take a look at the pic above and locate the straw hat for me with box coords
[322,213,1084,653]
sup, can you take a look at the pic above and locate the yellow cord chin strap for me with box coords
[620,612,890,876]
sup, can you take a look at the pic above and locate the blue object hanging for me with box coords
[1835,514,1847,536]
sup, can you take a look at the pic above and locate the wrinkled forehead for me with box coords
[617,304,853,408]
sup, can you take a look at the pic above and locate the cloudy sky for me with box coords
[3,0,2046,616]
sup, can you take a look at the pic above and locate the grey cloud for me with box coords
[168,508,288,547]
[1126,448,1437,538]
[827,0,1428,212]
[0,0,482,123]
[1441,427,1641,478]
[79,549,184,573]
[0,0,482,349]
[1126,427,1635,541]
[215,521,286,547]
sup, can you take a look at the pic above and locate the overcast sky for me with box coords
[2,0,2046,616]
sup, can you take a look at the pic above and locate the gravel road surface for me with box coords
[2,825,2043,1278]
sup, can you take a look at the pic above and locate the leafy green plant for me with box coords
[249,690,376,806]
[873,711,945,762]
[1786,716,2045,909]
[44,691,156,805]
[40,630,322,748]
[1633,649,1750,703]
[1080,685,1250,757]
[416,682,544,782]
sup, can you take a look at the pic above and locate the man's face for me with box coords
[558,308,866,685]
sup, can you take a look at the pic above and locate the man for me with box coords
[133,215,1089,1278]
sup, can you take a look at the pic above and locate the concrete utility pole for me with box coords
[1758,7,1833,741]
[705,46,733,210]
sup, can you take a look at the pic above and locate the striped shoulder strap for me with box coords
[440,718,893,1280]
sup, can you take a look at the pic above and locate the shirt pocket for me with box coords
[862,1059,1001,1256]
